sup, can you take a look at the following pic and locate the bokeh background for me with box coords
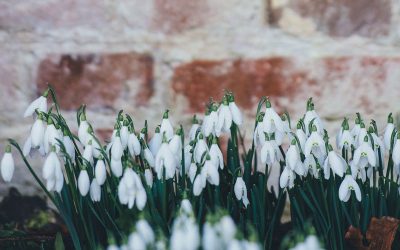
[1,0,400,197]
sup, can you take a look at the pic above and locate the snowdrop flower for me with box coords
[78,169,90,196]
[194,133,208,164]
[202,222,222,250]
[350,160,366,183]
[234,176,249,208]
[95,158,107,185]
[143,147,155,168]
[42,147,63,192]
[323,145,345,179]
[286,140,306,176]
[193,156,219,196]
[111,133,123,161]
[304,126,326,164]
[253,114,266,147]
[290,235,322,250]
[280,166,295,189]
[188,161,197,183]
[149,126,162,156]
[1,145,14,182]
[169,128,183,159]
[275,114,290,146]
[304,98,323,135]
[144,169,153,187]
[43,118,62,154]
[170,211,200,250]
[339,175,361,202]
[351,116,361,141]
[23,90,48,117]
[90,178,101,202]
[160,110,174,141]
[217,98,233,134]
[392,134,400,170]
[304,154,318,178]
[128,232,146,250]
[189,115,200,141]
[203,104,219,137]
[262,99,284,133]
[110,158,123,177]
[30,113,46,148]
[120,120,129,149]
[228,94,243,126]
[62,132,75,161]
[128,130,141,157]
[209,138,223,170]
[384,113,395,150]
[118,168,147,210]
[295,122,307,151]
[338,121,354,150]
[78,113,90,145]
[369,127,385,162]
[353,136,376,168]
[260,133,280,166]
[182,144,193,176]
[83,140,94,165]
[155,137,176,180]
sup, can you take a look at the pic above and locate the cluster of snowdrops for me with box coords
[2,87,400,250]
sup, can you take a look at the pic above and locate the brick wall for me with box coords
[1,0,400,196]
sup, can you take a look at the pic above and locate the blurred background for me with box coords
[1,0,400,197]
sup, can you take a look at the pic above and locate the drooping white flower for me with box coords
[295,125,307,151]
[194,134,208,164]
[234,177,249,208]
[217,101,233,134]
[170,203,200,250]
[209,140,223,170]
[384,113,395,150]
[353,137,376,168]
[149,127,162,156]
[118,168,147,210]
[262,99,284,133]
[144,169,153,187]
[280,166,295,189]
[286,140,306,176]
[86,134,101,158]
[111,134,123,161]
[43,120,62,154]
[228,96,242,126]
[339,175,361,202]
[202,222,222,250]
[201,158,220,186]
[78,169,90,196]
[189,162,197,183]
[182,144,192,176]
[143,147,155,168]
[90,178,101,202]
[31,115,46,148]
[120,122,129,149]
[189,116,200,141]
[78,115,90,145]
[203,106,219,137]
[110,158,123,177]
[169,131,182,159]
[63,134,75,161]
[82,140,94,165]
[128,232,146,250]
[304,154,318,178]
[160,110,174,141]
[350,160,366,183]
[95,158,107,185]
[1,145,14,182]
[24,93,48,117]
[42,149,63,192]
[155,141,176,180]
[304,98,323,135]
[323,145,346,179]
[253,117,266,147]
[304,126,326,164]
[260,134,280,166]
[128,131,141,157]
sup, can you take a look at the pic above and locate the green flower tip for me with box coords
[270,133,276,140]
[327,144,333,152]
[42,88,50,98]
[175,127,183,136]
[123,119,129,126]
[162,132,168,143]
[368,126,374,134]
[363,135,369,142]
[155,126,160,133]
[306,98,314,111]
[87,139,93,145]
[212,136,218,144]
[263,132,270,141]
[80,112,87,122]
[311,125,317,132]
[296,121,302,129]
[291,139,296,145]
[342,118,349,130]
[265,97,271,108]
[47,117,54,125]
[192,115,199,124]
[198,133,204,140]
[256,112,264,122]
[5,145,11,153]
[163,110,169,119]
[50,145,56,152]
[359,122,365,129]
[388,113,394,123]
[206,154,211,161]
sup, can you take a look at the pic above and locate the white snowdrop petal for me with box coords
[1,153,14,182]
[78,170,90,196]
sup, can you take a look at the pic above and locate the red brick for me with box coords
[172,57,400,118]
[36,53,154,110]
[271,0,390,37]
[172,58,314,112]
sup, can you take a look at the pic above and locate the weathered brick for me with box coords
[270,0,391,37]
[36,53,154,110]
[172,58,313,112]
[172,57,400,125]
